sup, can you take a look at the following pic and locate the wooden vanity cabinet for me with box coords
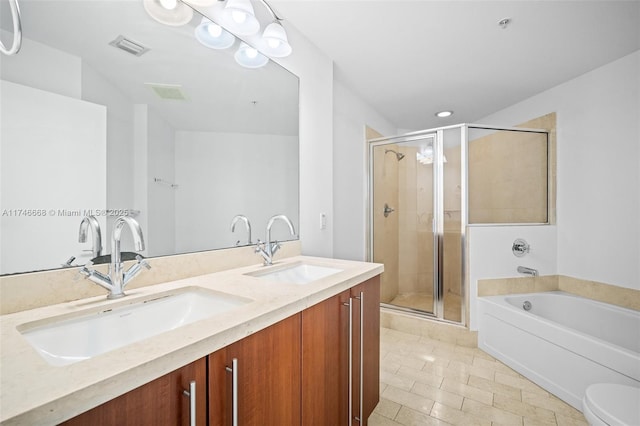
[61,357,206,426]
[61,275,380,426]
[208,314,302,426]
[302,276,380,426]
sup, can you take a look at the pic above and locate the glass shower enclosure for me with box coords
[368,124,549,325]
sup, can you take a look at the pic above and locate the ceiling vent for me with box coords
[145,83,188,101]
[109,35,150,57]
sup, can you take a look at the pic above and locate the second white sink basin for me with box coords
[19,287,252,366]
[247,262,343,285]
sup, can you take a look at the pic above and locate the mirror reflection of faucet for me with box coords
[78,216,150,299]
[231,214,252,246]
[255,214,296,266]
[78,215,103,259]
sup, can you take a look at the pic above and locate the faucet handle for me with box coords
[75,260,94,281]
[136,255,151,270]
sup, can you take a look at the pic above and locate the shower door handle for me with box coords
[383,204,395,218]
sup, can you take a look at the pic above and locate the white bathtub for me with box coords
[478,291,640,410]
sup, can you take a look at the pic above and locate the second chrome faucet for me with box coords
[255,214,296,266]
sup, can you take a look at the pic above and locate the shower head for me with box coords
[385,149,405,161]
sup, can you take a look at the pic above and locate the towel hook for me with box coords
[1,0,22,56]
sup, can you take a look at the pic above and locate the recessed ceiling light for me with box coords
[435,110,453,118]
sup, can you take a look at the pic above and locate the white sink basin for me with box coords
[18,288,251,366]
[247,262,343,285]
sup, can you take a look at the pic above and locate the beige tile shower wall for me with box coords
[0,241,301,315]
[477,274,639,311]
[469,113,556,224]
[373,143,400,303]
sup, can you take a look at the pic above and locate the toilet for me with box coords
[582,383,640,426]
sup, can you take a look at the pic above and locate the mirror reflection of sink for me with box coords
[18,288,252,366]
[247,262,343,285]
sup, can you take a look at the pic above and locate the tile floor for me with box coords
[370,327,588,426]
[389,292,462,323]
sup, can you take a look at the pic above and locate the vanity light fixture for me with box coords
[195,17,236,49]
[143,0,194,26]
[234,42,269,68]
[435,110,453,118]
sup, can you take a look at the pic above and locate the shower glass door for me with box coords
[369,130,463,323]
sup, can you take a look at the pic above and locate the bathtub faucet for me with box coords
[517,266,538,277]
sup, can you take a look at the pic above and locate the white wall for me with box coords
[478,50,640,291]
[273,27,335,258]
[468,225,558,328]
[0,81,107,273]
[332,80,398,261]
[174,131,298,252]
[146,107,176,257]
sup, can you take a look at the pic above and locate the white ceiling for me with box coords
[270,0,640,130]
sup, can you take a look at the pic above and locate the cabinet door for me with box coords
[61,358,207,426]
[209,314,301,426]
[301,290,350,425]
[352,276,381,426]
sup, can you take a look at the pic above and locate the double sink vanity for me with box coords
[0,256,383,425]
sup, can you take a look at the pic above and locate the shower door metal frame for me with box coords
[367,122,550,326]
[368,131,450,321]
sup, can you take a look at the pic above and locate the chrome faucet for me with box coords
[78,215,102,259]
[79,216,150,299]
[231,214,252,246]
[255,214,296,266]
[517,266,538,277]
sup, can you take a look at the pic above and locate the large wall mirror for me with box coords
[0,0,299,275]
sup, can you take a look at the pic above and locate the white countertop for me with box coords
[0,256,383,425]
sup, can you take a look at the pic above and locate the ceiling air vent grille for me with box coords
[145,83,188,101]
[109,35,150,57]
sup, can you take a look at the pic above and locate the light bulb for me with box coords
[267,39,281,49]
[246,47,258,58]
[207,23,223,38]
[232,10,247,24]
[159,0,177,10]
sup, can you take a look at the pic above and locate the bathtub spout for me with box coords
[517,266,538,277]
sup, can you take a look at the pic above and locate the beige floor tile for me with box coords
[381,369,415,391]
[385,352,427,371]
[554,412,588,426]
[448,360,496,381]
[472,356,519,375]
[373,397,402,420]
[471,348,497,361]
[382,362,402,375]
[521,392,584,421]
[378,328,587,426]
[395,406,454,426]
[382,385,436,415]
[495,372,549,396]
[523,416,558,426]
[462,398,524,425]
[432,346,475,365]
[369,412,404,426]
[397,366,444,388]
[440,377,494,406]
[468,374,522,401]
[412,382,464,410]
[380,383,388,396]
[423,363,469,384]
[430,401,492,426]
[493,393,556,424]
